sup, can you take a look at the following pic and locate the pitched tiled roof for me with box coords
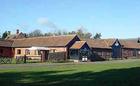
[119,40,140,49]
[70,41,87,49]
[85,39,115,49]
[1,34,140,49]
[12,35,77,47]
[0,40,13,47]
[85,39,140,49]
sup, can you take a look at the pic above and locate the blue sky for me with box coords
[0,0,140,38]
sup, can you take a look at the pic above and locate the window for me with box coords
[25,49,30,55]
[17,49,21,54]
[53,49,55,53]
[0,49,3,54]
[38,50,41,55]
[34,50,40,55]
[50,49,56,53]
[138,51,140,55]
[34,50,37,55]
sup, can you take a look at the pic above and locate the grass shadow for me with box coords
[0,67,140,86]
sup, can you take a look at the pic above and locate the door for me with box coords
[40,50,49,62]
[112,47,122,58]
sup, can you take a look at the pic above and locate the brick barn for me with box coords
[0,35,81,61]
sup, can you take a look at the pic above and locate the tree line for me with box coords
[0,29,101,39]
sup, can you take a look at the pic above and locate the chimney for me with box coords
[16,29,19,34]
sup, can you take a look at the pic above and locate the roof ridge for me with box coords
[13,34,77,40]
[103,40,109,47]
[76,41,86,42]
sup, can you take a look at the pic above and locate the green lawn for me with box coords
[0,59,140,86]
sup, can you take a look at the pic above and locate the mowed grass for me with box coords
[0,59,140,86]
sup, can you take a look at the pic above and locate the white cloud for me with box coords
[37,17,57,29]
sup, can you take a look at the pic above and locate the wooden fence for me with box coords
[48,52,67,62]
[0,57,12,64]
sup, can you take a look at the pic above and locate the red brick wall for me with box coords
[0,47,14,57]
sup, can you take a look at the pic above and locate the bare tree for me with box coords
[28,29,43,37]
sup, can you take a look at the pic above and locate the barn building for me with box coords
[0,31,140,62]
[69,41,90,61]
[0,35,81,61]
[111,39,140,59]
[85,39,115,61]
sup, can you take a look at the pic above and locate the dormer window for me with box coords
[115,42,119,46]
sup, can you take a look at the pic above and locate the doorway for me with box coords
[40,50,49,62]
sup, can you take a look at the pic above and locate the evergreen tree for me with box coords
[2,31,8,39]
[93,33,102,39]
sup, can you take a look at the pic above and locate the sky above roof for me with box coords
[0,0,140,38]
